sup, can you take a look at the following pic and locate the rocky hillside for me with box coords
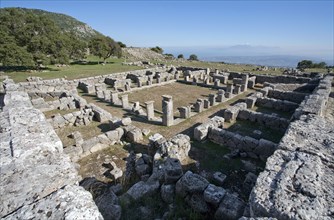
[122,47,167,61]
[1,8,102,42]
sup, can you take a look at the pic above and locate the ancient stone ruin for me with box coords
[1,66,333,219]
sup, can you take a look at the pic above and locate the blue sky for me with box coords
[1,0,334,60]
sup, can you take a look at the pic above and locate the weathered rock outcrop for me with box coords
[153,134,191,163]
[0,82,102,219]
[249,114,334,219]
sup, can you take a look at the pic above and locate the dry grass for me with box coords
[78,145,128,183]
[43,108,78,119]
[78,83,256,139]
[56,121,110,147]
[127,82,216,113]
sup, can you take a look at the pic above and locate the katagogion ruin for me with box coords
[1,66,333,219]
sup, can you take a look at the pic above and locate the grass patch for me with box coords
[56,121,110,147]
[190,140,240,172]
[126,82,216,113]
[120,193,168,220]
[158,60,285,75]
[3,56,143,82]
[43,108,79,118]
[78,144,129,183]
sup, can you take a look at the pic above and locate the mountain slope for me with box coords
[0,7,104,66]
[1,7,102,42]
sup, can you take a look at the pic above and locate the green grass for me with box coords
[225,120,285,143]
[191,140,242,172]
[2,56,143,82]
[157,60,286,75]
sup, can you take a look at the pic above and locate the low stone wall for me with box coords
[253,74,311,84]
[237,109,290,131]
[65,127,125,161]
[0,82,101,218]
[268,89,306,104]
[194,116,225,141]
[264,82,317,93]
[223,102,247,122]
[249,114,334,219]
[256,97,299,112]
[18,78,78,97]
[208,128,277,161]
[293,75,333,119]
[77,67,168,85]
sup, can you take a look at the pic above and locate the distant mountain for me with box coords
[165,45,333,67]
[1,8,102,42]
[202,55,333,68]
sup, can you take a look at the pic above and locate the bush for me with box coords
[151,46,163,54]
[188,54,198,61]
[177,54,184,59]
[297,60,327,70]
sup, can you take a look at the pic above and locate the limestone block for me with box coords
[176,171,209,197]
[203,184,226,207]
[164,158,183,184]
[161,184,175,204]
[215,192,245,219]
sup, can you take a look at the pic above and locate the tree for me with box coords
[315,62,327,68]
[0,42,34,66]
[297,60,313,70]
[177,54,184,59]
[297,60,328,70]
[189,54,198,61]
[151,46,163,54]
[89,36,122,63]
[0,8,87,66]
[117,41,126,48]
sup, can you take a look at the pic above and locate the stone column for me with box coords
[222,76,228,84]
[226,84,234,93]
[185,75,190,82]
[121,94,129,109]
[214,79,220,88]
[111,92,120,105]
[194,99,204,113]
[192,77,198,85]
[206,68,210,75]
[178,106,190,119]
[204,99,210,108]
[217,89,225,102]
[148,77,153,85]
[241,74,249,91]
[145,101,155,121]
[137,80,142,87]
[209,94,217,106]
[162,95,174,126]
[125,83,131,91]
[205,77,210,85]
[233,85,241,94]
[215,69,219,74]
[157,76,162,84]
[96,90,104,99]
[103,90,111,102]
